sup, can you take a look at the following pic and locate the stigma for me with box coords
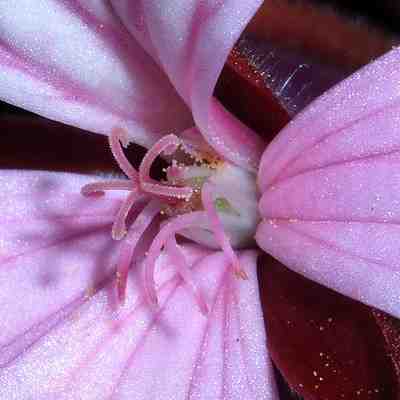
[81,127,259,314]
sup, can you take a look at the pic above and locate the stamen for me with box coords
[116,200,161,303]
[201,182,248,280]
[82,126,253,312]
[166,160,186,182]
[144,211,207,306]
[81,180,133,196]
[112,190,147,240]
[180,127,221,165]
[166,237,209,315]
[109,127,139,181]
[139,134,193,200]
[143,183,192,200]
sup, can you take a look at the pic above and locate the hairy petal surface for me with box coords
[0,170,275,399]
[258,47,400,190]
[0,0,192,148]
[117,0,265,171]
[0,170,121,350]
[256,47,400,318]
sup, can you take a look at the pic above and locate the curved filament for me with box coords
[139,134,193,200]
[112,190,147,240]
[201,182,247,279]
[144,211,207,305]
[109,127,139,180]
[166,236,209,315]
[116,200,161,303]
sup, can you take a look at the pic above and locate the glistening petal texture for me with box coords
[256,47,400,318]
[0,170,121,351]
[0,0,192,148]
[258,46,400,190]
[0,170,275,399]
[118,0,265,170]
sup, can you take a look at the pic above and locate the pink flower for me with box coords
[0,1,399,399]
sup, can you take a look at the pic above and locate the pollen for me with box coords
[81,127,259,313]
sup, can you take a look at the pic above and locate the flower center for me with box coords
[81,127,259,313]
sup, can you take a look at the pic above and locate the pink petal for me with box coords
[0,1,192,148]
[258,46,400,191]
[0,170,276,399]
[118,0,265,171]
[256,47,400,318]
[0,170,121,349]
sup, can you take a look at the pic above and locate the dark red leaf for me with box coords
[246,0,396,69]
[214,45,290,143]
[258,254,399,400]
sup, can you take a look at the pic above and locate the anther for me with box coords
[139,134,193,200]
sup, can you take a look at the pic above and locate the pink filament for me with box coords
[109,127,139,181]
[112,190,147,240]
[139,134,193,200]
[201,182,247,280]
[144,211,207,305]
[83,127,241,311]
[116,200,161,303]
[81,180,133,196]
[166,237,209,315]
[166,160,186,182]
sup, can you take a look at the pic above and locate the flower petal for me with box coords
[256,47,400,318]
[0,0,192,148]
[0,170,276,399]
[258,46,400,191]
[117,0,265,170]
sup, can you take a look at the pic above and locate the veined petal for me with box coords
[119,0,265,171]
[256,47,400,319]
[258,46,400,191]
[0,170,120,352]
[0,0,192,148]
[0,169,275,399]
